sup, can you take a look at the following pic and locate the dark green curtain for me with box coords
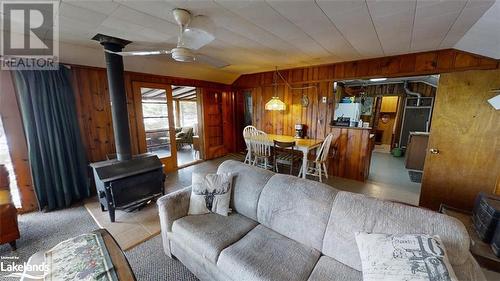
[13,68,90,211]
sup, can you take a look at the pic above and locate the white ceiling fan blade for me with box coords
[181,15,216,50]
[104,49,171,56]
[195,54,229,68]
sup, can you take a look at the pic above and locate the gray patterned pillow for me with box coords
[355,232,458,281]
[188,172,233,216]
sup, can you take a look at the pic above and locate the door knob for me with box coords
[429,148,440,154]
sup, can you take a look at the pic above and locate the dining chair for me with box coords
[273,140,299,175]
[298,133,334,182]
[250,130,272,170]
[243,125,258,164]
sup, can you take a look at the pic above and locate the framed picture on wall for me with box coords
[360,97,374,115]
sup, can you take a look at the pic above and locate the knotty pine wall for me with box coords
[232,49,497,150]
[69,65,231,163]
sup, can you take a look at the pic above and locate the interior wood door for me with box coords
[419,69,500,211]
[132,82,177,172]
[200,89,235,159]
[201,89,224,159]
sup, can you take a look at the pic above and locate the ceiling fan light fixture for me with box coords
[171,47,195,62]
[172,8,191,26]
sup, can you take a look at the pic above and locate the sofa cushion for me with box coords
[188,172,233,216]
[257,174,337,251]
[217,225,321,281]
[322,191,470,271]
[171,213,257,263]
[307,256,362,281]
[355,232,458,281]
[217,160,274,220]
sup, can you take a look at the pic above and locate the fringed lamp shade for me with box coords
[265,97,286,111]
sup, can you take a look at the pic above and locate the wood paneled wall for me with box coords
[233,49,498,87]
[70,65,231,163]
[237,81,333,142]
[232,49,492,150]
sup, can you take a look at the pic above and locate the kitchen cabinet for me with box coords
[380,96,399,113]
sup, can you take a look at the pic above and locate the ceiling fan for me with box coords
[106,8,229,69]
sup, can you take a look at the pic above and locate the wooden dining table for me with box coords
[253,134,324,179]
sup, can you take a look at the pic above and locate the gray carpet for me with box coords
[126,236,197,281]
[0,205,197,280]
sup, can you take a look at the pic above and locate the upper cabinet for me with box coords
[380,96,399,113]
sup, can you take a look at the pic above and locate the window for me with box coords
[179,101,198,127]
[0,118,21,208]
[141,88,171,158]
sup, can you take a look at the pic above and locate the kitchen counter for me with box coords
[330,125,372,130]
[327,126,374,182]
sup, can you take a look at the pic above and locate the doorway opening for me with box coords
[141,87,173,159]
[243,90,253,128]
[336,75,438,202]
[172,85,201,167]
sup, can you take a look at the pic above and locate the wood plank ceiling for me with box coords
[13,0,499,81]
[172,86,197,101]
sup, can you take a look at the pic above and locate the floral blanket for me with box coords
[45,233,118,281]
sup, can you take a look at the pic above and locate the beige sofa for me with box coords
[157,160,485,281]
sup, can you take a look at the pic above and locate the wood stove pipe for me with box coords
[92,34,132,161]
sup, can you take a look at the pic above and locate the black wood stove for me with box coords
[90,154,164,222]
[90,34,165,222]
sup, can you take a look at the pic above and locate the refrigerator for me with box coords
[334,103,362,122]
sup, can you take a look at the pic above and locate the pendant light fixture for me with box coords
[265,67,286,111]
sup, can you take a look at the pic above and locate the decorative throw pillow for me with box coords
[355,232,458,281]
[188,172,233,216]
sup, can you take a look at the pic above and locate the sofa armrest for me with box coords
[157,186,191,257]
[453,253,487,281]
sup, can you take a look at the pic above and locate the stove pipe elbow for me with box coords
[404,81,421,106]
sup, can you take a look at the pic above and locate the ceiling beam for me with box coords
[172,86,196,97]
[174,89,197,99]
[181,94,197,100]
[141,89,166,99]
